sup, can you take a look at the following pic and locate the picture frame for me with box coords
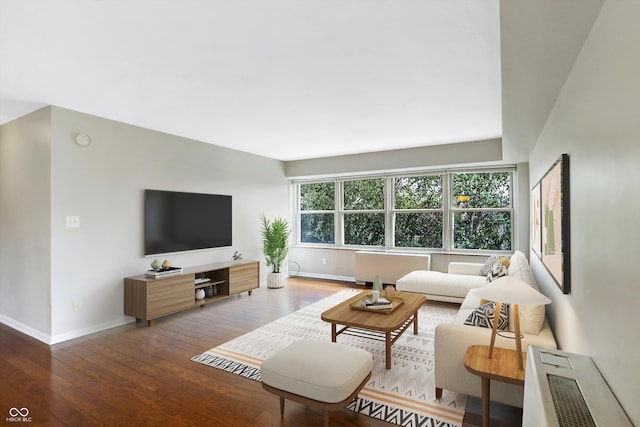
[540,154,571,294]
[531,181,542,258]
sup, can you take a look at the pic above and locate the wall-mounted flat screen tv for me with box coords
[144,189,232,255]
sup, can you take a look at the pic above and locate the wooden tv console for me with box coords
[124,260,259,326]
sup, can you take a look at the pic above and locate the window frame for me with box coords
[292,166,515,254]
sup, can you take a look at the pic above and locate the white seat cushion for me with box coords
[261,340,372,403]
[396,270,486,298]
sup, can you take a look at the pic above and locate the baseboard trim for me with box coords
[49,317,133,344]
[0,314,51,344]
[0,314,134,345]
[289,272,359,284]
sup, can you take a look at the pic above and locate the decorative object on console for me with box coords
[260,214,290,289]
[195,289,205,300]
[144,266,183,278]
[232,251,243,260]
[162,259,171,268]
[151,258,162,271]
[473,276,552,370]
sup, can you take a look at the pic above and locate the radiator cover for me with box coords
[354,251,430,284]
[523,346,632,427]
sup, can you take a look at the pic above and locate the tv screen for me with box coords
[144,189,232,255]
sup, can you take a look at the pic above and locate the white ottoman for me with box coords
[261,340,372,427]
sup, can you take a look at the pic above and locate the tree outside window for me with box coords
[299,182,335,244]
[343,178,385,246]
[394,175,443,248]
[295,169,514,251]
[452,172,512,250]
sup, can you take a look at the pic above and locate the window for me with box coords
[343,178,385,246]
[393,175,443,248]
[299,182,335,244]
[451,172,512,251]
[294,168,514,252]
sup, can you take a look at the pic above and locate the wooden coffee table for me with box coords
[321,290,426,369]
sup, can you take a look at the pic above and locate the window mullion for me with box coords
[336,181,343,246]
[442,173,452,251]
[386,177,394,249]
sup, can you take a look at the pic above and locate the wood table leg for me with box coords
[331,323,337,342]
[482,377,490,427]
[413,311,419,334]
[385,331,392,369]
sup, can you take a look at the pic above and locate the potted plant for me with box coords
[260,214,290,288]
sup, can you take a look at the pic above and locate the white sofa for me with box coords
[432,251,557,407]
[396,260,488,303]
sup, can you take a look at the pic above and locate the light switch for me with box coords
[66,216,80,228]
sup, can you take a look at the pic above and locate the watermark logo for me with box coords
[6,407,32,423]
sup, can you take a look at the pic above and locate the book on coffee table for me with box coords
[361,297,392,309]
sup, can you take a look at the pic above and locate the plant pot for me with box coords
[267,272,286,289]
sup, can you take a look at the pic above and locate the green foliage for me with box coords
[394,176,442,209]
[453,212,512,250]
[300,182,334,210]
[344,213,384,246]
[297,171,513,251]
[452,172,512,250]
[260,214,290,273]
[343,178,384,245]
[344,179,384,210]
[452,172,510,208]
[300,183,335,243]
[395,212,443,248]
[300,213,334,244]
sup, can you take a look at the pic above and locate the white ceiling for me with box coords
[0,0,503,161]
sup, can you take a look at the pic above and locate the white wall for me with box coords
[529,1,639,422]
[0,107,52,341]
[1,106,289,343]
[284,138,502,178]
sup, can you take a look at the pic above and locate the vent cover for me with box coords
[524,347,632,427]
[548,374,596,427]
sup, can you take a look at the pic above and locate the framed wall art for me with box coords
[531,181,542,258]
[540,154,571,294]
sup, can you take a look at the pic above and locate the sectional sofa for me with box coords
[399,251,557,407]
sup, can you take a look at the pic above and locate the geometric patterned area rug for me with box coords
[192,288,467,427]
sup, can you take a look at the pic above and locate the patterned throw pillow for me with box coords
[495,257,510,269]
[486,263,508,283]
[464,302,510,330]
[480,255,502,275]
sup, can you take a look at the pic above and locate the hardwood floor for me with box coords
[0,277,521,426]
